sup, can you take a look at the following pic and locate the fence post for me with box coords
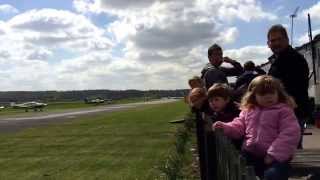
[195,110,208,180]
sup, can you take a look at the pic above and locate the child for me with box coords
[187,76,212,114]
[188,76,205,89]
[212,75,300,180]
[207,83,240,123]
[188,87,208,111]
[204,83,241,180]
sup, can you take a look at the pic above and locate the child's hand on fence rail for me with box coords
[212,121,224,131]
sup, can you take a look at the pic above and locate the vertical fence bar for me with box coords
[195,110,208,180]
[214,129,257,180]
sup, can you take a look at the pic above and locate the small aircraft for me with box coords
[10,101,47,112]
[84,98,105,105]
[0,106,4,111]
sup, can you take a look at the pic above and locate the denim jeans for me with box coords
[242,151,290,180]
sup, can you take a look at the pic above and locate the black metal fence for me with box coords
[195,111,257,180]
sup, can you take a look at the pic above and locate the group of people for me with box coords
[187,24,310,180]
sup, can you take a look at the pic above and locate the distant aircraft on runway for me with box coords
[10,101,47,112]
[84,97,105,105]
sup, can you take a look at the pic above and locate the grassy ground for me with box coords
[0,101,189,180]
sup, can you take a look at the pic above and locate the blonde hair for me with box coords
[240,75,296,110]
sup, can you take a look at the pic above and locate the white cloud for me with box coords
[224,45,271,65]
[0,8,115,90]
[0,21,8,34]
[301,2,320,21]
[0,1,279,90]
[7,9,113,52]
[0,4,19,14]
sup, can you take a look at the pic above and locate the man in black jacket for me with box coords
[267,24,310,148]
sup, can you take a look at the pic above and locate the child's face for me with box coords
[255,92,279,107]
[209,96,229,112]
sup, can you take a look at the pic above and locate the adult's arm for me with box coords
[223,57,244,76]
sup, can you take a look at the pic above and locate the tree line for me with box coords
[0,89,188,104]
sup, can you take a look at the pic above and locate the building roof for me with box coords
[295,33,320,51]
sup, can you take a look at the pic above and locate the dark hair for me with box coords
[207,83,231,100]
[208,44,222,57]
[267,24,289,40]
[243,61,255,71]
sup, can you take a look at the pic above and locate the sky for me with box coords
[0,0,319,91]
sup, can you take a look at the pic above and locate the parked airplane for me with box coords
[10,101,47,112]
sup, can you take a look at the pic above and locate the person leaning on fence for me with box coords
[188,87,213,115]
[201,83,241,180]
[201,44,244,89]
[267,24,310,149]
[207,83,240,124]
[212,75,300,180]
[188,76,205,89]
[233,60,266,102]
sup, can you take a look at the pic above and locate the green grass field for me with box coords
[0,101,189,180]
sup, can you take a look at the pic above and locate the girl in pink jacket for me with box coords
[213,75,300,180]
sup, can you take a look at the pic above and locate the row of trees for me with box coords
[0,89,188,104]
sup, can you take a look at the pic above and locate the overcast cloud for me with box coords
[0,0,318,90]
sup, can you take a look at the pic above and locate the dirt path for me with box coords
[0,99,178,133]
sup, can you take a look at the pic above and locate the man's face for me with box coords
[209,96,229,112]
[209,50,223,66]
[267,31,289,55]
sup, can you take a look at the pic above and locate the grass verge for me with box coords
[159,112,199,179]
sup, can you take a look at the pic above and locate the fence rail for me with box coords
[195,111,257,180]
[215,129,257,180]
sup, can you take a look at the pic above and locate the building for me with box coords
[296,34,320,105]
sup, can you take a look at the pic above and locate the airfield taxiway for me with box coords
[0,99,178,133]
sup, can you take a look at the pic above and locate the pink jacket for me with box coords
[221,103,300,162]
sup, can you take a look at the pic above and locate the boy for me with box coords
[201,44,243,89]
[204,83,240,179]
[206,83,240,127]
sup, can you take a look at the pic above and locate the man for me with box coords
[267,24,310,148]
[201,44,243,89]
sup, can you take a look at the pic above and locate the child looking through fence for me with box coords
[212,75,300,180]
[203,83,241,179]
